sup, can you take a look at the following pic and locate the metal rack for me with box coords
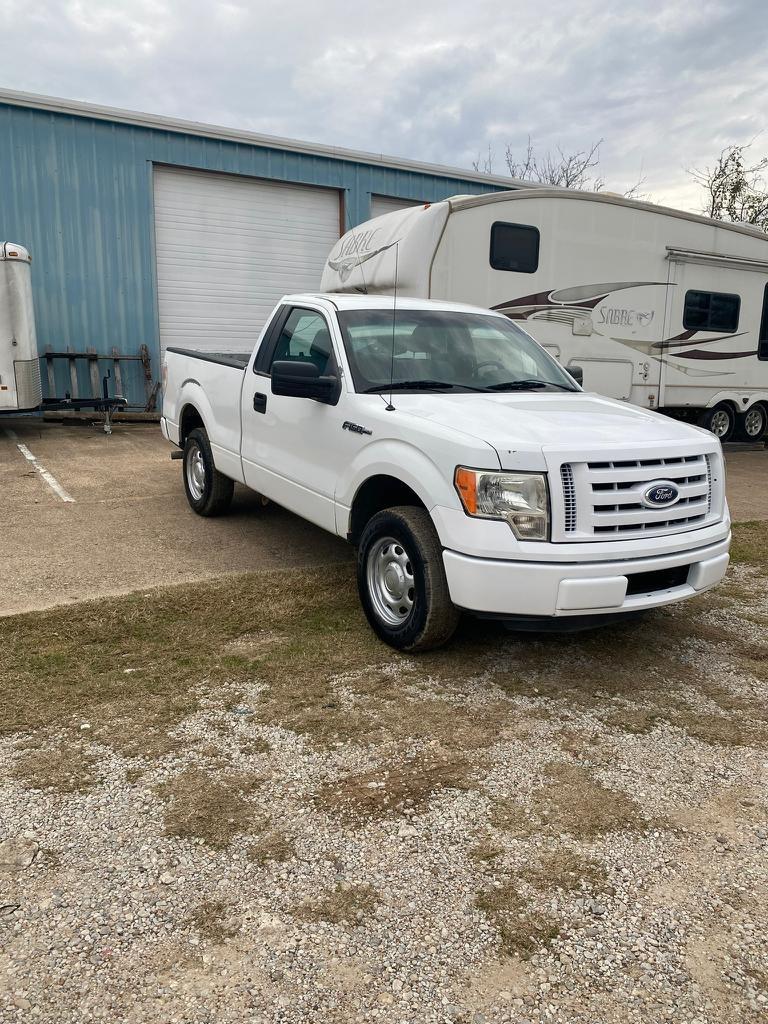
[42,343,159,412]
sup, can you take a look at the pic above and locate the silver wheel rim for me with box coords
[366,536,415,627]
[710,409,731,438]
[744,407,765,437]
[186,443,206,501]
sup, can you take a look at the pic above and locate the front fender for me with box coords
[335,437,498,543]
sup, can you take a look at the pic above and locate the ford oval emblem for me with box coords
[642,481,680,508]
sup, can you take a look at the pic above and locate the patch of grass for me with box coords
[674,711,768,749]
[476,849,608,959]
[188,899,240,942]
[730,522,768,568]
[248,831,295,865]
[557,727,614,760]
[13,740,99,793]
[0,566,376,756]
[315,752,474,821]
[475,882,560,959]
[604,707,668,736]
[522,849,607,891]
[489,798,537,837]
[157,768,263,848]
[535,762,644,838]
[240,736,272,755]
[470,838,506,863]
[296,883,380,925]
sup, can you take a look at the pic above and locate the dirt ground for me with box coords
[0,419,766,617]
[1,527,767,1023]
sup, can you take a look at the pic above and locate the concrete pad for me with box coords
[1,418,350,616]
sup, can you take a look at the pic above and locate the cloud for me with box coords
[0,0,766,211]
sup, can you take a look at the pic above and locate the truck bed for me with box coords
[165,347,250,370]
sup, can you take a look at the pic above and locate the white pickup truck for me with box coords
[161,293,731,651]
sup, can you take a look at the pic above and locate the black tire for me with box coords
[698,403,735,442]
[357,505,460,652]
[736,402,768,442]
[182,427,234,517]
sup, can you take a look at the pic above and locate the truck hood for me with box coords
[393,392,712,460]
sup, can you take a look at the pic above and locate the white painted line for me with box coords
[3,428,75,503]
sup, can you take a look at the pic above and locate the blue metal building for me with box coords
[0,89,515,407]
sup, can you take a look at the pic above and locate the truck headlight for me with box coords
[454,467,550,541]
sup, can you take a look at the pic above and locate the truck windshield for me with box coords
[336,309,578,394]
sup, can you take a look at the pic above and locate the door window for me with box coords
[268,308,335,375]
[759,283,768,360]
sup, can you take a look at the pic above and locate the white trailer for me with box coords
[0,241,126,429]
[321,190,768,441]
[0,242,42,412]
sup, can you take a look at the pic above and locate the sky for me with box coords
[0,0,766,211]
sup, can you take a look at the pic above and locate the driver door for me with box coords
[240,304,348,533]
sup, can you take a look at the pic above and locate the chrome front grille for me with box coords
[705,454,712,513]
[554,451,720,542]
[561,462,577,533]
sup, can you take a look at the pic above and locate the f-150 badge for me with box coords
[342,421,372,436]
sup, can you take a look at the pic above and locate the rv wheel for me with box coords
[737,403,768,442]
[698,403,735,442]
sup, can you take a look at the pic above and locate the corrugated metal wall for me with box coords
[0,102,505,406]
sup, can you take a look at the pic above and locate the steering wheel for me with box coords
[475,359,505,375]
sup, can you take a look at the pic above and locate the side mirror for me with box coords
[567,365,584,387]
[271,360,340,405]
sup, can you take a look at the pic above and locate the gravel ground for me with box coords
[1,551,767,1022]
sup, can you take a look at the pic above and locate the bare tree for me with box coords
[689,141,768,230]
[473,135,645,197]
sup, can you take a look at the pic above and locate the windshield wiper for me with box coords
[485,378,576,392]
[364,380,483,393]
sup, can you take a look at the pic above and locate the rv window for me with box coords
[683,290,740,333]
[489,222,540,274]
[759,284,768,360]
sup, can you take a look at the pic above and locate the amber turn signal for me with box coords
[454,467,478,515]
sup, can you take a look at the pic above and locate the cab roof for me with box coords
[282,293,509,317]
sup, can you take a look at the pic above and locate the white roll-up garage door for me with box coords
[154,167,341,353]
[370,195,424,219]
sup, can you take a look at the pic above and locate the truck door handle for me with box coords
[253,392,267,414]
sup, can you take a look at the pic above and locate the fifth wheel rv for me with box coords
[321,190,768,442]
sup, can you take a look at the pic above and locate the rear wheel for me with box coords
[357,506,459,652]
[737,403,768,442]
[183,427,234,516]
[698,403,735,442]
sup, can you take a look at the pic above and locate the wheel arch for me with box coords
[348,474,428,546]
[177,382,215,445]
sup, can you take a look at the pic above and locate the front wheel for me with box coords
[183,427,234,516]
[357,506,460,652]
[737,403,768,442]
[698,403,735,442]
